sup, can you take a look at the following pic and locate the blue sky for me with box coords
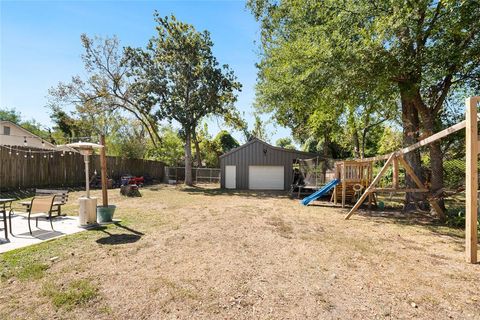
[0,0,290,144]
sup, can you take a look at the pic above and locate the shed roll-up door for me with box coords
[248,166,284,190]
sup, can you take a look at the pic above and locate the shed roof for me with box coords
[219,137,318,159]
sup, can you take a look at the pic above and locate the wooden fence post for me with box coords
[99,135,108,207]
[341,163,346,208]
[465,96,479,264]
[333,163,338,205]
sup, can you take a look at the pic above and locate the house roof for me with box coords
[0,120,56,147]
[0,120,76,152]
[219,137,318,159]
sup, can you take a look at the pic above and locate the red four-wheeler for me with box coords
[120,175,144,187]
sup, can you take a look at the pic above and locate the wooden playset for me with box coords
[332,160,374,208]
[302,96,479,264]
[339,96,479,264]
[297,96,479,264]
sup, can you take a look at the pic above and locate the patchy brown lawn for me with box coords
[1,184,479,319]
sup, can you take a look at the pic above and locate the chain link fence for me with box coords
[164,167,221,184]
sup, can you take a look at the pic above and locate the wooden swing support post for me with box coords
[99,134,108,207]
[465,96,479,264]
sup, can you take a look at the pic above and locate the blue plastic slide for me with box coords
[301,179,340,206]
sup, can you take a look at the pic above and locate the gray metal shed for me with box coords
[219,138,318,190]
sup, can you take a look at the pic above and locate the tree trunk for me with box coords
[400,86,426,210]
[184,127,193,186]
[323,132,332,158]
[409,85,446,220]
[352,129,361,158]
[361,129,368,159]
[423,115,447,220]
[192,130,202,168]
[348,109,361,158]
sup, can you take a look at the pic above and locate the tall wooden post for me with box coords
[341,163,346,208]
[333,163,338,205]
[465,97,478,263]
[368,162,373,209]
[100,134,108,207]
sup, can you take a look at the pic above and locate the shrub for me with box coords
[445,209,480,230]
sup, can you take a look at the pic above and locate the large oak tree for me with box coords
[125,13,241,185]
[249,0,480,216]
[49,13,242,186]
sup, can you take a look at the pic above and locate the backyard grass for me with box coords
[0,184,479,319]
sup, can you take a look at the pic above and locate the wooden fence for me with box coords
[0,146,165,191]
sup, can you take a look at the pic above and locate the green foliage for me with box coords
[221,109,250,139]
[445,209,480,231]
[248,0,401,157]
[22,120,50,139]
[107,119,148,159]
[443,159,467,190]
[42,279,98,310]
[197,130,240,167]
[0,108,22,123]
[378,127,403,155]
[49,106,115,143]
[248,0,480,163]
[200,140,219,167]
[49,104,149,158]
[213,130,239,153]
[145,126,184,166]
[275,137,295,150]
[0,107,50,140]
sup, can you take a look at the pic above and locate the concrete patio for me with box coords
[0,214,85,253]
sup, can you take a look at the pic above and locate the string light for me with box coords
[0,145,77,159]
[1,145,72,154]
[23,137,27,146]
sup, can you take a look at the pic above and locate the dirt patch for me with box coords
[1,185,479,319]
[266,216,294,238]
